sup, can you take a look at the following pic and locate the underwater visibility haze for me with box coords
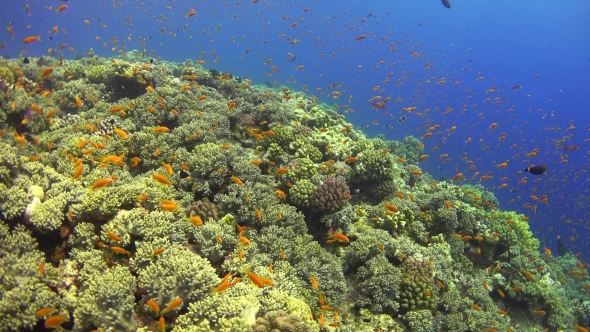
[1,0,590,331]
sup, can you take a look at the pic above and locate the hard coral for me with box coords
[186,197,223,222]
[400,254,434,284]
[249,310,314,332]
[310,178,350,214]
[289,179,317,207]
[355,255,402,313]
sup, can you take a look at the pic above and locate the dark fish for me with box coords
[563,144,580,152]
[441,0,451,8]
[0,80,7,93]
[23,57,30,64]
[524,165,546,175]
[179,170,190,179]
[408,175,417,188]
[264,81,273,88]
[557,238,568,257]
[465,251,492,267]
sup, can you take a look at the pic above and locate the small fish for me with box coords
[107,231,122,242]
[23,35,42,44]
[147,299,160,315]
[44,315,67,328]
[310,275,319,290]
[36,307,56,317]
[152,126,170,133]
[441,0,451,8]
[110,246,131,255]
[231,176,243,185]
[190,215,203,226]
[212,281,231,293]
[327,233,349,243]
[90,178,112,190]
[245,269,266,287]
[153,173,172,185]
[161,298,183,315]
[151,248,165,258]
[275,167,289,175]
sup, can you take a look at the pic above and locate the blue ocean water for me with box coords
[2,0,590,258]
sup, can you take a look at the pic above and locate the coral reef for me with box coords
[0,55,581,332]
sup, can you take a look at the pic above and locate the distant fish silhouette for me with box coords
[441,0,451,8]
[557,238,568,256]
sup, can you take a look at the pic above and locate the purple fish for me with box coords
[23,109,35,119]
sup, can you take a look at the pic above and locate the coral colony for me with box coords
[0,52,586,331]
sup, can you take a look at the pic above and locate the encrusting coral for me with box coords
[0,54,583,332]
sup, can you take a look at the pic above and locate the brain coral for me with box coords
[310,178,350,214]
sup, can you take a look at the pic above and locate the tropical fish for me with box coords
[524,165,546,175]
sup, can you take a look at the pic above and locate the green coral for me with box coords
[399,281,437,311]
[0,65,15,84]
[74,264,137,331]
[289,179,317,207]
[287,158,318,182]
[137,244,219,316]
[173,282,261,332]
[356,255,402,313]
[403,309,434,332]
[250,310,315,332]
[0,224,61,330]
[290,139,323,163]
[355,148,396,182]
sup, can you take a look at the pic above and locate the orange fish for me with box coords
[232,176,243,185]
[110,246,131,255]
[161,298,183,315]
[44,315,67,328]
[23,35,42,44]
[137,193,148,202]
[152,126,170,133]
[72,163,83,179]
[153,173,172,185]
[212,281,231,293]
[36,307,56,317]
[327,233,349,243]
[107,231,122,242]
[190,215,203,226]
[114,128,129,140]
[90,178,112,190]
[383,203,398,212]
[40,67,54,80]
[151,248,165,258]
[147,299,160,315]
[245,269,265,287]
[161,200,178,211]
[275,167,289,175]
